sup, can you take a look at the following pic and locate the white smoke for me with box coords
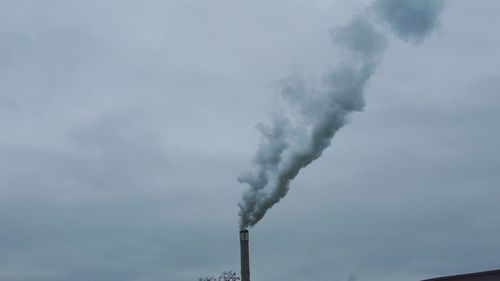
[238,0,446,229]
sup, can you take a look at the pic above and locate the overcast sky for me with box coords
[1,1,499,281]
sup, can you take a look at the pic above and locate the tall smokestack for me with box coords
[239,229,250,281]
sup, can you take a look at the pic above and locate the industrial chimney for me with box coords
[239,229,250,281]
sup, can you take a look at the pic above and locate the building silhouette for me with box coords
[423,269,500,281]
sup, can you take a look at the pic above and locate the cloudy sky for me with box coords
[1,1,499,281]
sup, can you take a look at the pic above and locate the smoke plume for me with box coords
[238,0,446,229]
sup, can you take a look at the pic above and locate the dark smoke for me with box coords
[373,0,446,42]
[238,0,446,229]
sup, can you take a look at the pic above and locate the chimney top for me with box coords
[240,229,249,241]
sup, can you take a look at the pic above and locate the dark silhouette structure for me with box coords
[199,271,240,281]
[423,269,500,281]
[239,229,250,281]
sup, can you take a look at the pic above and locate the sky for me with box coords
[1,1,499,281]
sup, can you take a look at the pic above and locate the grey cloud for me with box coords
[237,17,385,228]
[0,0,498,281]
[333,17,387,60]
[347,273,358,281]
[373,0,446,42]
[237,0,445,229]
